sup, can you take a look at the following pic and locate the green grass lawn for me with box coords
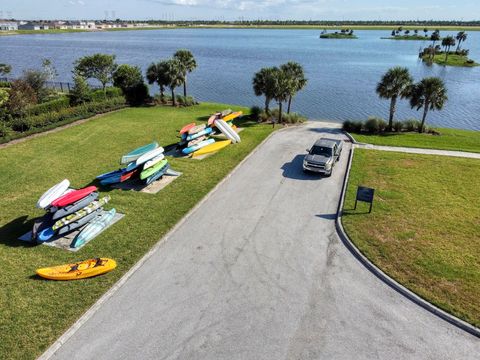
[350,127,480,153]
[343,149,480,327]
[422,53,479,67]
[0,103,274,360]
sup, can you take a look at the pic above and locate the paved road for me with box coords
[355,143,480,159]
[47,122,479,360]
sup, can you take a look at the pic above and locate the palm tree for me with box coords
[430,31,440,48]
[376,67,413,131]
[441,36,456,62]
[164,59,185,107]
[423,28,428,37]
[146,61,170,101]
[173,49,197,97]
[252,67,277,114]
[272,68,291,125]
[409,77,448,133]
[280,62,307,114]
[455,31,467,51]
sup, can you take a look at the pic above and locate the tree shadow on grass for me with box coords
[0,215,37,248]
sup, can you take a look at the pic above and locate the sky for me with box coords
[0,0,479,21]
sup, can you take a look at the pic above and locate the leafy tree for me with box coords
[252,67,277,113]
[173,49,197,97]
[441,36,456,61]
[74,54,118,93]
[113,64,148,105]
[423,28,428,36]
[0,64,12,76]
[409,77,447,133]
[0,88,9,107]
[391,30,396,37]
[6,80,37,116]
[405,30,410,35]
[70,74,91,105]
[280,62,307,114]
[430,31,440,48]
[414,29,418,36]
[164,59,185,107]
[376,67,413,131]
[22,69,49,100]
[455,31,467,51]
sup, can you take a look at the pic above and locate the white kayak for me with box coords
[143,154,166,170]
[214,119,241,143]
[134,147,165,167]
[36,179,70,209]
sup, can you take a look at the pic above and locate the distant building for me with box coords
[0,21,18,31]
[18,22,49,30]
[51,21,69,29]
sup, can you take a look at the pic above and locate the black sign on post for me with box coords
[355,186,375,213]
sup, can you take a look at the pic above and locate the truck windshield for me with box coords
[310,146,332,156]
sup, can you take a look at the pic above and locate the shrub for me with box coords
[364,117,387,133]
[26,96,70,116]
[260,109,305,124]
[6,80,37,117]
[70,74,92,105]
[282,112,306,124]
[0,81,11,88]
[392,121,403,132]
[175,95,197,107]
[90,87,123,101]
[124,83,150,106]
[249,106,262,121]
[404,119,421,132]
[11,117,33,132]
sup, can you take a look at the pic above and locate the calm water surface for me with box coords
[1,29,479,130]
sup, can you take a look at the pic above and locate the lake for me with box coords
[1,29,479,130]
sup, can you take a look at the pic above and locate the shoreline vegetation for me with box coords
[421,53,479,67]
[382,35,432,40]
[320,30,357,39]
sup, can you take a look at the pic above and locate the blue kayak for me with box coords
[145,163,170,185]
[182,138,215,155]
[184,127,213,141]
[120,142,158,164]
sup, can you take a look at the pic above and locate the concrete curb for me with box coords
[38,125,291,360]
[335,146,480,338]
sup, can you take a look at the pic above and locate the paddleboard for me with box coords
[188,124,206,135]
[145,163,170,185]
[36,179,70,209]
[51,186,97,208]
[51,192,99,220]
[140,159,168,180]
[185,127,212,141]
[222,111,242,122]
[36,258,117,280]
[179,123,196,135]
[143,154,165,170]
[121,142,158,164]
[192,140,231,157]
[131,147,165,169]
[187,136,206,147]
[214,119,241,143]
[71,209,116,248]
[182,138,215,155]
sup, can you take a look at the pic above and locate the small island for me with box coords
[319,29,357,39]
[419,31,479,67]
[382,27,437,40]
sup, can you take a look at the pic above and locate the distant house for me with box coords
[18,22,49,30]
[0,21,18,31]
[51,21,68,29]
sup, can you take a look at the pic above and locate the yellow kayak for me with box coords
[222,111,242,122]
[36,258,116,280]
[192,140,231,157]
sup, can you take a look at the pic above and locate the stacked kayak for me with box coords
[33,180,116,248]
[97,141,172,186]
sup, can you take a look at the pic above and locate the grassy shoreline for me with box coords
[421,53,479,67]
[343,149,480,328]
[0,103,275,359]
[381,35,432,40]
[320,33,358,39]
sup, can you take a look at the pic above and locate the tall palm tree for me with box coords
[423,28,428,37]
[173,49,197,97]
[280,62,307,114]
[272,68,291,125]
[252,67,277,113]
[441,36,456,62]
[409,77,448,133]
[146,61,169,101]
[376,67,413,131]
[430,31,440,48]
[455,31,467,51]
[164,59,185,107]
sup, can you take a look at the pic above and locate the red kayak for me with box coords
[51,186,97,208]
[120,168,139,182]
[179,123,196,135]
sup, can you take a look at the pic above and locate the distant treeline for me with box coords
[144,20,480,26]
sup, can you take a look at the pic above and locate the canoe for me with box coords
[188,124,206,135]
[71,209,116,248]
[214,119,241,143]
[51,192,99,220]
[36,179,70,209]
[187,136,206,147]
[140,159,168,180]
[130,147,165,169]
[36,258,117,280]
[145,163,170,185]
[143,154,165,170]
[192,140,231,157]
[222,111,243,122]
[120,142,158,164]
[182,138,215,155]
[179,123,196,135]
[51,186,97,208]
[185,127,213,141]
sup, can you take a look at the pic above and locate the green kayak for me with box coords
[140,159,168,180]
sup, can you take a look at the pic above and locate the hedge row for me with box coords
[343,117,433,134]
[25,96,70,116]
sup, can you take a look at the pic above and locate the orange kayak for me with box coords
[36,258,117,280]
[222,111,242,122]
[179,123,196,135]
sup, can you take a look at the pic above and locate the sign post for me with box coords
[355,186,375,213]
